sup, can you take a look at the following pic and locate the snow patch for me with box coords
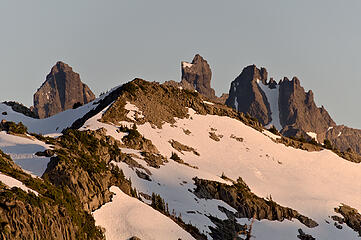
[257,80,282,130]
[307,132,318,141]
[262,130,281,140]
[203,101,214,105]
[93,186,195,240]
[181,61,193,69]
[125,102,144,121]
[0,131,51,177]
[80,106,127,143]
[0,172,39,195]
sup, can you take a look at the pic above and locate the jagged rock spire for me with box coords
[181,54,215,99]
[33,61,95,118]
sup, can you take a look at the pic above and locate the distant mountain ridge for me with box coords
[225,64,361,155]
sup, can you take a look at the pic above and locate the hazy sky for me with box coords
[1,1,360,128]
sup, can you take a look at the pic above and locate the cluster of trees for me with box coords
[0,120,27,134]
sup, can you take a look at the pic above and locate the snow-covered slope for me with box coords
[86,103,361,240]
[0,131,52,177]
[93,186,195,240]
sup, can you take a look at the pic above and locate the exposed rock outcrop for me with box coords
[44,129,135,212]
[33,61,95,118]
[225,65,271,125]
[193,177,318,228]
[333,204,361,236]
[181,54,215,99]
[319,125,361,155]
[297,229,315,240]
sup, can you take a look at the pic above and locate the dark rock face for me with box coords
[225,65,336,136]
[297,229,315,240]
[33,61,95,118]
[225,65,271,125]
[334,204,361,236]
[181,54,216,99]
[278,77,335,135]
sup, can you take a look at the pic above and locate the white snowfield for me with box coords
[0,172,38,196]
[0,131,51,177]
[89,105,361,240]
[93,186,195,240]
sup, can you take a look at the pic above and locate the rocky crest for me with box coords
[181,54,215,99]
[278,77,335,135]
[33,61,95,118]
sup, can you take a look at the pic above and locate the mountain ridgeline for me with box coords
[1,56,361,239]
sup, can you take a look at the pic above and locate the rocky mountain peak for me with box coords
[50,61,73,74]
[180,54,215,99]
[225,65,271,125]
[33,61,95,118]
[192,53,204,63]
[234,64,268,84]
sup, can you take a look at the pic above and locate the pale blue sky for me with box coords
[1,1,360,128]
